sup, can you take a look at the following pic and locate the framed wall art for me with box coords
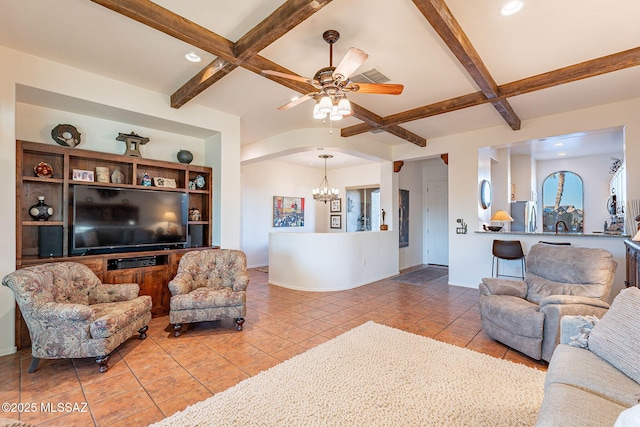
[399,189,409,247]
[330,214,342,229]
[330,198,342,213]
[273,196,305,227]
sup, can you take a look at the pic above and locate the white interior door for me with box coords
[426,179,449,266]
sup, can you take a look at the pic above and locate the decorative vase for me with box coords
[29,196,53,221]
[177,150,193,164]
[142,173,152,186]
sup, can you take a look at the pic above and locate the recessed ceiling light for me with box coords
[185,52,201,63]
[501,0,523,16]
[554,142,564,147]
[558,152,566,156]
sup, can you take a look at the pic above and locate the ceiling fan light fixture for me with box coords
[330,105,343,121]
[318,96,333,113]
[313,102,327,119]
[336,97,351,115]
[501,0,523,16]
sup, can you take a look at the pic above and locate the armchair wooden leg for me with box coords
[138,325,149,340]
[236,318,245,331]
[96,354,111,373]
[173,323,182,337]
[28,357,40,373]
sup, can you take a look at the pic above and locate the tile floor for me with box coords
[0,266,547,426]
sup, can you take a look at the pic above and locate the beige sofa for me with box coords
[536,287,640,426]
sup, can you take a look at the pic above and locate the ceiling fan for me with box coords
[262,30,404,121]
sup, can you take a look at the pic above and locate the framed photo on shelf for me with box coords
[330,214,342,229]
[72,169,94,182]
[330,198,342,213]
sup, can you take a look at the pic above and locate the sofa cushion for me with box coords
[526,272,605,304]
[536,383,627,427]
[589,287,640,384]
[526,244,615,290]
[90,296,152,339]
[546,344,640,407]
[170,287,246,311]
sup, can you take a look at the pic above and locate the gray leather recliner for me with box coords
[479,243,617,362]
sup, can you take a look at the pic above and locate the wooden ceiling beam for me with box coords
[342,46,640,137]
[412,0,521,130]
[171,0,332,108]
[171,0,334,107]
[245,57,427,146]
[171,58,236,108]
[90,0,237,63]
[92,0,426,146]
[234,0,333,61]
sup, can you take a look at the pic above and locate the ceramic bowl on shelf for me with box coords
[34,161,53,178]
[487,225,503,232]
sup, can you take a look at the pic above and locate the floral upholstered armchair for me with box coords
[169,249,248,337]
[2,262,152,373]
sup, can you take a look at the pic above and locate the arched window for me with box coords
[542,171,583,233]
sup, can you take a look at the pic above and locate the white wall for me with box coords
[398,160,424,269]
[394,98,640,292]
[491,148,511,224]
[242,159,388,267]
[242,160,321,268]
[269,231,399,291]
[15,103,206,163]
[511,154,533,201]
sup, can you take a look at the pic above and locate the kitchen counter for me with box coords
[475,230,629,238]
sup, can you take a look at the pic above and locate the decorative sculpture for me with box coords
[116,131,149,157]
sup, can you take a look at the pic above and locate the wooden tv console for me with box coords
[14,140,215,349]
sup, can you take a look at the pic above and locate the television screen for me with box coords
[72,186,188,254]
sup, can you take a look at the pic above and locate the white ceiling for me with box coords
[2,0,639,169]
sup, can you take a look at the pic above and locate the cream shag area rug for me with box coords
[151,322,545,427]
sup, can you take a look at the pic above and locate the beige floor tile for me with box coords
[0,265,549,426]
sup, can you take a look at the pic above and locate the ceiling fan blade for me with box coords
[332,48,368,82]
[262,70,313,84]
[278,94,314,110]
[349,83,404,95]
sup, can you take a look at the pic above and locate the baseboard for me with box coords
[0,345,17,357]
[268,271,399,292]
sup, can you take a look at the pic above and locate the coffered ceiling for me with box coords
[2,0,640,156]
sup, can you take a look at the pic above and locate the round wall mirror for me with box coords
[480,179,492,210]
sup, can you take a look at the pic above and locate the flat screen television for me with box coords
[72,186,188,254]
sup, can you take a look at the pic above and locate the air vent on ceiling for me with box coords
[350,67,391,84]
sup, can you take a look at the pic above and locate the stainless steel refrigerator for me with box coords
[510,201,537,232]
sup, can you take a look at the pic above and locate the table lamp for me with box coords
[488,210,514,232]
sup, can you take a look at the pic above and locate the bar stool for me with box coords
[492,240,525,279]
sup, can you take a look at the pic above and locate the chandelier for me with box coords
[312,154,339,203]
